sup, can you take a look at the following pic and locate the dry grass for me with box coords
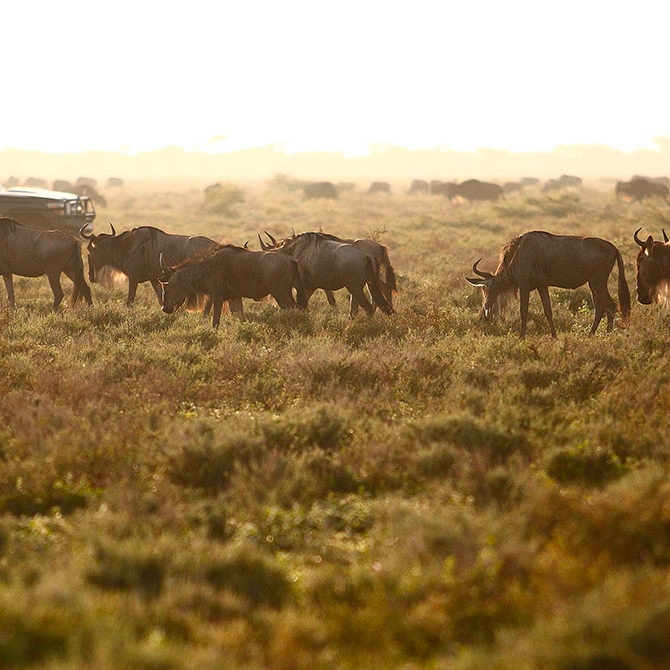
[1,179,669,669]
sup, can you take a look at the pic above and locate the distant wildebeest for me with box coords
[3,176,19,188]
[452,179,503,202]
[303,182,338,200]
[520,177,540,188]
[260,230,398,314]
[0,217,92,310]
[24,177,47,188]
[503,182,523,195]
[107,177,125,188]
[367,181,391,195]
[159,245,306,328]
[430,180,457,197]
[616,178,669,203]
[408,179,429,195]
[543,175,582,192]
[263,232,393,317]
[80,224,218,307]
[466,231,630,337]
[633,227,670,304]
[632,175,670,189]
[75,177,97,188]
[52,180,74,192]
[71,184,107,208]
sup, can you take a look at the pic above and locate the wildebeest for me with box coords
[0,216,92,309]
[52,179,74,192]
[430,180,457,197]
[520,177,540,188]
[24,177,47,188]
[616,178,669,203]
[632,175,670,189]
[543,175,582,192]
[80,224,218,306]
[503,182,523,195]
[408,179,429,195]
[303,182,338,200]
[261,231,398,313]
[367,181,391,195]
[452,179,503,202]
[159,245,306,328]
[263,232,393,317]
[466,231,630,337]
[107,177,125,188]
[71,184,107,208]
[633,227,670,304]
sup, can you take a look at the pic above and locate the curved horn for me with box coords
[79,224,94,239]
[472,259,493,279]
[663,229,669,243]
[258,233,268,251]
[109,222,116,236]
[633,227,646,247]
[264,230,278,247]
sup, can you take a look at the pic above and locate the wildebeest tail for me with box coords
[616,248,631,321]
[69,243,93,306]
[365,256,394,315]
[290,259,308,309]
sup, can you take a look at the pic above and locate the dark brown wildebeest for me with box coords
[264,232,393,317]
[159,245,306,328]
[80,224,218,307]
[408,179,429,195]
[261,231,398,314]
[633,227,670,304]
[616,178,669,203]
[452,179,503,202]
[0,216,92,310]
[367,181,391,195]
[466,231,630,338]
[303,182,338,200]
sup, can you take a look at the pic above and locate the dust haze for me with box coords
[2,141,670,184]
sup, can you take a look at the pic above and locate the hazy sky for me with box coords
[3,0,669,156]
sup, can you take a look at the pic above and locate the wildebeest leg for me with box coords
[211,297,224,329]
[150,279,163,305]
[588,281,615,335]
[519,289,530,338]
[324,290,337,308]
[2,274,15,308]
[127,280,139,307]
[228,297,244,317]
[537,286,557,338]
[348,286,374,317]
[272,289,296,309]
[47,273,65,311]
[349,293,360,316]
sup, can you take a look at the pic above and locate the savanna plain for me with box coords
[2,177,670,669]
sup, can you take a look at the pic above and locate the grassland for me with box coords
[1,178,670,669]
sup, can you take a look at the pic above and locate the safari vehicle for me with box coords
[0,186,96,234]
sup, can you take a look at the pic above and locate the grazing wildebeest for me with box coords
[520,177,540,188]
[616,178,669,203]
[0,217,92,310]
[303,182,338,200]
[632,175,670,189]
[80,224,218,306]
[52,179,74,192]
[265,232,393,317]
[452,179,503,202]
[430,180,457,197]
[543,175,582,192]
[367,181,391,195]
[261,231,398,313]
[466,231,630,338]
[24,177,47,188]
[503,182,523,195]
[159,245,306,328]
[633,227,670,304]
[107,177,125,188]
[408,179,429,195]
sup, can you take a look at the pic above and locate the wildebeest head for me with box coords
[465,259,516,319]
[634,227,670,304]
[79,222,117,283]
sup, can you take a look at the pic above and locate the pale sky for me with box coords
[3,0,669,156]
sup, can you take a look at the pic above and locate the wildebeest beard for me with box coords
[92,265,128,289]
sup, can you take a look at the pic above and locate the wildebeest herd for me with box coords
[2,175,670,338]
